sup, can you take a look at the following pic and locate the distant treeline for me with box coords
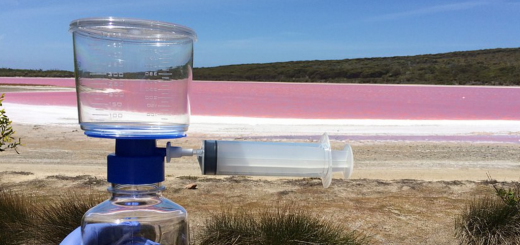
[194,48,520,86]
[2,47,520,85]
[0,68,73,77]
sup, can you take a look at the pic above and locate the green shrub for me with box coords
[198,205,370,245]
[0,93,22,153]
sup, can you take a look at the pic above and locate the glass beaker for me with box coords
[69,17,197,139]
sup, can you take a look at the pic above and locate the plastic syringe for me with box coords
[191,133,353,188]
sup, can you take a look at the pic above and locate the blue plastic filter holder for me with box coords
[107,139,167,184]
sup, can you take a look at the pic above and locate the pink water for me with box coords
[192,81,520,120]
[1,77,520,120]
[0,77,75,87]
[249,135,520,144]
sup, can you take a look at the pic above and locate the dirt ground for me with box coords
[1,122,520,244]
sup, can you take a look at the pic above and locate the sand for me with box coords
[1,84,520,244]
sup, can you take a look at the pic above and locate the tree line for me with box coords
[0,68,73,77]
[194,48,520,86]
[2,47,520,86]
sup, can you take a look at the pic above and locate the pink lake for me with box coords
[1,77,520,120]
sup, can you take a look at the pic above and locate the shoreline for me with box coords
[3,102,520,144]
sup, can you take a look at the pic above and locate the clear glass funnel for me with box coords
[69,17,197,139]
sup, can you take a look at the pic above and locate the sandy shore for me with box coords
[1,84,520,244]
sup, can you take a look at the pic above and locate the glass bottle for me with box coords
[82,183,188,245]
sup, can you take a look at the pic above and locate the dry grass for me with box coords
[0,191,34,245]
[198,204,371,245]
[2,170,519,244]
[34,192,106,244]
[455,189,520,244]
[0,190,105,245]
[0,188,371,245]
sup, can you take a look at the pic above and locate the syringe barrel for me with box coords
[215,140,327,177]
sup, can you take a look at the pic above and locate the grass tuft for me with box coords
[0,191,34,245]
[455,193,520,244]
[0,190,105,244]
[34,192,106,244]
[198,205,371,245]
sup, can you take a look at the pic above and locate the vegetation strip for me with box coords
[2,47,520,86]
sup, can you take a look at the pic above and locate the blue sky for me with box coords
[1,0,519,70]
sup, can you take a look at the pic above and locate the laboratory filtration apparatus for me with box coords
[68,17,353,245]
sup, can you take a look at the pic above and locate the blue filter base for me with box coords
[108,154,164,184]
[107,139,167,184]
